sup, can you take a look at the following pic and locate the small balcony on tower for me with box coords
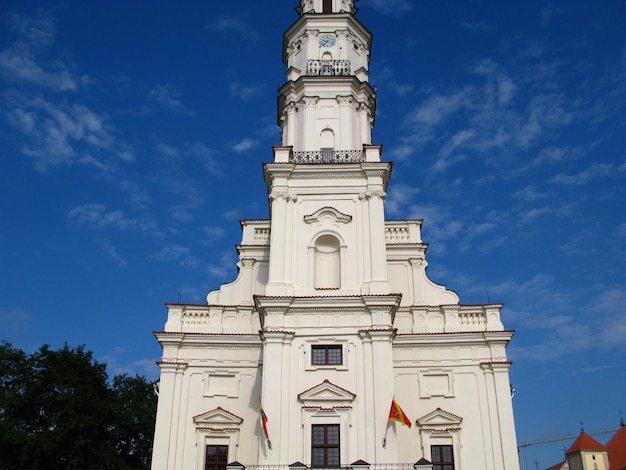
[291,149,364,163]
[306,59,351,76]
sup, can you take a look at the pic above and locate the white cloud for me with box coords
[229,81,266,102]
[550,162,615,186]
[67,204,163,237]
[207,253,236,280]
[407,89,471,127]
[385,183,420,216]
[460,20,489,33]
[148,84,194,114]
[100,239,128,267]
[388,82,414,97]
[222,209,242,221]
[150,244,198,268]
[0,12,85,92]
[156,142,179,159]
[186,142,221,175]
[207,15,259,41]
[5,94,130,171]
[170,205,194,224]
[202,226,226,240]
[232,138,257,152]
[513,185,549,202]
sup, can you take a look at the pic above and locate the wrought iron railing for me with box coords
[306,59,351,76]
[290,150,364,164]
[241,465,417,470]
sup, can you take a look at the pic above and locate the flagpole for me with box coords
[382,424,389,448]
[383,395,394,448]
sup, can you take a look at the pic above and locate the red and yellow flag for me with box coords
[259,400,270,440]
[388,398,411,428]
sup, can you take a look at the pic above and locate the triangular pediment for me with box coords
[298,380,356,404]
[304,207,352,225]
[416,408,462,427]
[193,407,243,426]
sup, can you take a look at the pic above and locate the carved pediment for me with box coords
[304,207,352,225]
[416,408,462,428]
[193,407,243,427]
[298,379,356,405]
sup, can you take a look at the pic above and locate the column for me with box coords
[337,95,354,150]
[358,103,371,147]
[266,190,289,296]
[259,330,293,465]
[151,361,188,470]
[366,190,389,294]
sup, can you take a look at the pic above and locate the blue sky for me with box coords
[1,0,625,467]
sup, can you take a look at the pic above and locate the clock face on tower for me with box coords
[318,34,336,47]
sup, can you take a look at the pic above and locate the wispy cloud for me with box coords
[67,204,164,237]
[5,93,132,172]
[494,274,626,361]
[206,15,259,41]
[229,81,267,102]
[550,162,618,186]
[148,84,194,115]
[207,252,236,280]
[150,244,198,268]
[0,11,85,92]
[232,138,258,152]
[100,239,128,267]
[186,142,221,176]
[201,226,226,240]
[460,20,489,33]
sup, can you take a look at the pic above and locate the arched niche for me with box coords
[313,234,341,289]
[320,128,335,161]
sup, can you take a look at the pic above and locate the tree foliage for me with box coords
[0,342,156,469]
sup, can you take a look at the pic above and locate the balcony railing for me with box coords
[306,59,351,76]
[239,465,418,470]
[290,149,364,164]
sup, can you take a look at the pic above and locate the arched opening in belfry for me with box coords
[314,234,341,289]
[323,0,333,14]
[321,51,334,75]
[320,128,335,161]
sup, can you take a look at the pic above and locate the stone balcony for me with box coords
[306,59,351,76]
[291,149,364,163]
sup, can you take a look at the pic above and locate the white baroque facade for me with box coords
[151,1,520,469]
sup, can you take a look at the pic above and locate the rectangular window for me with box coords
[205,445,228,470]
[431,445,455,470]
[312,424,340,467]
[312,345,342,365]
[323,0,333,13]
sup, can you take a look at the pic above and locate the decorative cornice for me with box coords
[304,206,352,225]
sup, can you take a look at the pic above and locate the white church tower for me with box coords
[151,1,520,469]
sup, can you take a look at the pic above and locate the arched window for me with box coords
[314,234,340,289]
[320,129,335,161]
[321,51,334,75]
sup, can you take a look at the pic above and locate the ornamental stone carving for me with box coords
[359,190,387,200]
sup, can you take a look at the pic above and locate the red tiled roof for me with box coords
[566,432,606,454]
[607,425,626,470]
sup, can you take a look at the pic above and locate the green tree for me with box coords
[112,374,157,468]
[0,342,157,469]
